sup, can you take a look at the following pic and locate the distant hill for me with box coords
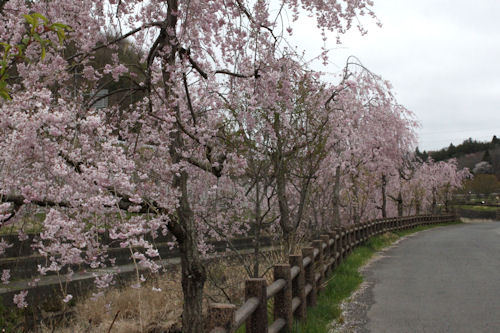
[417,136,500,178]
[429,136,500,161]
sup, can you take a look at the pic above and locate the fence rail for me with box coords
[206,214,457,333]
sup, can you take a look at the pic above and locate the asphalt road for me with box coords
[361,222,500,333]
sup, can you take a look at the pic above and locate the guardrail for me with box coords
[206,214,457,333]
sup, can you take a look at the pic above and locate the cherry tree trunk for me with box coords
[171,168,207,333]
[381,174,387,218]
[179,231,206,333]
[160,2,208,330]
[397,192,403,217]
[276,167,294,254]
[272,113,295,255]
[252,181,262,277]
[431,192,437,213]
[332,166,342,225]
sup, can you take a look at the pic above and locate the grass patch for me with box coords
[456,205,499,212]
[393,221,462,238]
[293,221,460,333]
[0,296,24,332]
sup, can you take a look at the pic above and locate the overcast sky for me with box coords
[288,0,500,151]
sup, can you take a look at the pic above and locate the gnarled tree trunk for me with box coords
[332,165,342,225]
[381,174,387,218]
[397,191,403,217]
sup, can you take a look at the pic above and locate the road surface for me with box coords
[358,222,500,333]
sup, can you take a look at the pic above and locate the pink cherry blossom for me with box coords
[13,290,28,309]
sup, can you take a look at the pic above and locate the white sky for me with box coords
[287,0,500,151]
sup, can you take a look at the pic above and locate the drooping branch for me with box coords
[178,48,208,79]
[179,47,261,80]
[182,72,197,126]
[1,194,70,208]
[215,68,261,79]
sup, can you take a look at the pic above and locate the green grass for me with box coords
[0,212,45,235]
[293,221,460,333]
[0,296,24,331]
[456,205,499,212]
[394,221,462,237]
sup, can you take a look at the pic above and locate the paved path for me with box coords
[360,222,500,333]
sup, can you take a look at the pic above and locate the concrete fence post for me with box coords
[245,278,268,333]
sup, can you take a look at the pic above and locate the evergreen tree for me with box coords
[482,150,492,163]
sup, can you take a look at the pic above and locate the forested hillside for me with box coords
[423,136,500,196]
[418,136,500,177]
[428,136,500,162]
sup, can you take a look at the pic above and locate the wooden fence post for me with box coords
[313,240,325,287]
[344,229,350,255]
[320,235,331,273]
[274,264,293,332]
[329,231,339,268]
[341,227,348,258]
[302,247,317,307]
[245,278,268,333]
[348,227,353,253]
[289,254,307,320]
[207,303,236,332]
